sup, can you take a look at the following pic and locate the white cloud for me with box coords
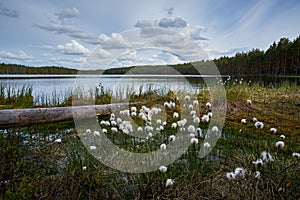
[99,33,131,49]
[57,40,90,55]
[135,20,157,28]
[158,17,187,28]
[0,50,33,60]
[0,3,18,18]
[55,7,80,21]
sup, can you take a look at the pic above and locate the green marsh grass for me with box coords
[0,80,299,199]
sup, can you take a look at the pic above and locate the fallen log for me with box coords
[0,103,138,128]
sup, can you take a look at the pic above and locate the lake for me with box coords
[0,74,215,105]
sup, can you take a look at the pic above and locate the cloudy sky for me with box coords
[0,0,299,69]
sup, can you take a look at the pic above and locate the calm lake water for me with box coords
[0,74,214,105]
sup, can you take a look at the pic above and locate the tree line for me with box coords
[1,35,299,75]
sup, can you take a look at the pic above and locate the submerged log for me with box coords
[0,103,137,128]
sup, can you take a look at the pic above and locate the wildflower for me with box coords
[159,166,167,173]
[201,115,209,123]
[203,142,211,148]
[253,159,263,167]
[193,117,200,124]
[234,167,246,178]
[275,141,284,148]
[226,172,236,180]
[111,121,117,126]
[94,131,100,137]
[90,145,96,150]
[171,123,177,129]
[54,138,62,143]
[270,128,277,133]
[131,112,137,117]
[82,166,87,171]
[131,106,137,112]
[247,99,252,105]
[212,126,219,132]
[261,151,274,162]
[251,117,257,123]
[185,95,190,101]
[241,118,247,124]
[190,110,196,116]
[207,112,213,118]
[193,100,199,106]
[187,125,195,133]
[160,143,167,151]
[111,127,118,133]
[190,138,198,144]
[165,179,174,187]
[205,102,212,109]
[255,121,264,129]
[173,112,179,118]
[254,171,260,179]
[189,133,195,138]
[169,135,176,142]
[292,152,300,158]
[280,135,285,140]
[102,128,107,134]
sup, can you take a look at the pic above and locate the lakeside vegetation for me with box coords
[0,80,299,199]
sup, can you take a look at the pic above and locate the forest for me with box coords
[1,35,299,76]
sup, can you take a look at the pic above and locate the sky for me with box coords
[0,0,300,70]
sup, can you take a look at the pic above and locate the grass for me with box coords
[0,79,299,199]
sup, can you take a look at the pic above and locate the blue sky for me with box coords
[0,0,299,69]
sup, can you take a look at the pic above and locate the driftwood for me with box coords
[0,103,138,128]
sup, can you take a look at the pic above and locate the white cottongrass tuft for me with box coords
[131,106,137,112]
[247,99,252,105]
[86,129,91,134]
[137,126,143,132]
[102,128,107,134]
[226,172,236,180]
[193,100,199,106]
[193,117,200,124]
[252,117,257,123]
[201,115,210,123]
[160,143,167,151]
[254,171,260,179]
[156,119,162,124]
[111,127,118,133]
[165,179,174,187]
[261,151,274,162]
[189,133,195,138]
[171,123,177,129]
[253,159,263,166]
[188,104,194,110]
[173,112,179,118]
[255,121,264,129]
[280,135,285,140]
[241,119,247,124]
[275,141,284,148]
[90,145,96,150]
[185,95,190,101]
[292,152,300,158]
[270,128,277,133]
[190,137,198,144]
[212,126,219,132]
[207,112,213,118]
[82,166,87,171]
[205,102,212,109]
[187,125,195,133]
[159,166,167,173]
[203,142,211,148]
[54,139,62,143]
[93,131,100,137]
[169,135,176,142]
[234,167,246,178]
